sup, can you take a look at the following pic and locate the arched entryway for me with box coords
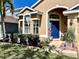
[48,8,67,40]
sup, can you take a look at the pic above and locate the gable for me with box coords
[20,6,35,14]
[33,0,79,13]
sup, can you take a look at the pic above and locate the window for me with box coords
[24,15,30,33]
[33,20,39,34]
[49,14,59,19]
[19,16,23,19]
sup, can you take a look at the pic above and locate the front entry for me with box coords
[50,21,59,38]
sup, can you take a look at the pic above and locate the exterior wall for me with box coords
[34,0,79,12]
[20,10,32,15]
[77,14,79,47]
[67,13,78,45]
[60,15,67,33]
[30,19,33,34]
[33,0,79,39]
[39,14,47,37]
[77,20,79,47]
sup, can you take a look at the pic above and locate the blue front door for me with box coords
[50,21,59,38]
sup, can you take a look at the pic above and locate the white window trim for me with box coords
[24,15,31,34]
[33,20,39,35]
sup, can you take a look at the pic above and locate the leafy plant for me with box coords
[18,34,26,39]
[32,35,39,41]
[13,33,18,39]
[63,28,75,43]
[26,34,33,40]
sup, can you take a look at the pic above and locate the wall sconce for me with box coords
[70,19,73,26]
[77,17,79,23]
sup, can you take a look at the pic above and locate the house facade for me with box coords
[18,0,79,43]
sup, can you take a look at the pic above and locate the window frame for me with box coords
[33,20,39,34]
[24,15,30,33]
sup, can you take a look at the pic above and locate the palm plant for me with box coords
[0,0,14,39]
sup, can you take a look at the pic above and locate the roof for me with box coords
[31,0,43,8]
[19,6,35,13]
[63,10,79,15]
[4,16,18,23]
[69,4,79,10]
[63,4,79,15]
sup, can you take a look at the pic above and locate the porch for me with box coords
[47,8,67,40]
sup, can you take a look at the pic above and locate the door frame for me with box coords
[50,19,61,40]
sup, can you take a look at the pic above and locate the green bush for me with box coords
[18,34,27,39]
[13,33,18,39]
[63,28,75,43]
[32,35,39,41]
[26,34,33,40]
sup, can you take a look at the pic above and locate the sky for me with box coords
[13,0,38,9]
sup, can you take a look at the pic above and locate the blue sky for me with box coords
[13,0,38,9]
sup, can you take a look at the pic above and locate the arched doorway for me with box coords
[48,8,67,40]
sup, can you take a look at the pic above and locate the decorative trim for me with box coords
[46,5,68,39]
[47,5,69,12]
[69,4,79,10]
[39,35,48,38]
[19,6,35,13]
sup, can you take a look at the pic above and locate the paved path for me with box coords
[62,50,78,58]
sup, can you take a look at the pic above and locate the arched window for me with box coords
[49,14,59,19]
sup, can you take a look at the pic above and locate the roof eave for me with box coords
[63,10,79,15]
[31,0,42,8]
[19,6,35,13]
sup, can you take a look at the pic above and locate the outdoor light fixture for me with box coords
[77,17,79,23]
[70,19,73,26]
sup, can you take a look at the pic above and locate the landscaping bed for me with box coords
[0,42,78,59]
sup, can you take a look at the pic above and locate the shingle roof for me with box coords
[4,16,18,23]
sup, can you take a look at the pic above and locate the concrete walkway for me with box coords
[49,41,79,58]
[62,50,78,58]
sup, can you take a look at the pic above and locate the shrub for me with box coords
[18,34,26,39]
[18,34,27,44]
[26,34,33,40]
[63,28,75,43]
[32,35,39,46]
[13,33,18,39]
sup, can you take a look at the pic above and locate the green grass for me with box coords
[0,42,78,59]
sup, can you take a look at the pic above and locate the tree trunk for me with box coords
[1,12,6,40]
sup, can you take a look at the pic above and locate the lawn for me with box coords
[0,42,78,59]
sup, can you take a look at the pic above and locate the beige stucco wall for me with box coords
[21,9,32,15]
[67,13,79,47]
[77,21,79,47]
[33,0,79,39]
[39,14,47,36]
[34,0,79,12]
